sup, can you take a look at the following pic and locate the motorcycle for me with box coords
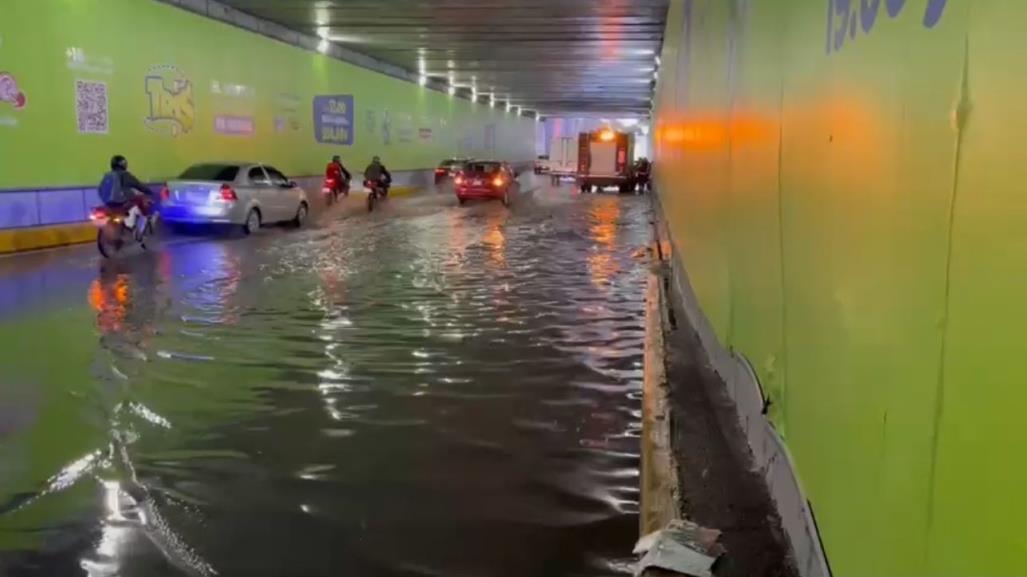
[634,163,652,192]
[91,201,158,258]
[322,176,350,206]
[364,178,389,213]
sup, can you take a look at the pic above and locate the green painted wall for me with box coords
[654,0,1026,574]
[0,0,534,189]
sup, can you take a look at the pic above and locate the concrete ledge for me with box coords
[640,265,680,536]
[652,196,832,577]
[0,223,95,255]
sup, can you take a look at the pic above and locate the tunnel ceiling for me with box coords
[216,0,668,118]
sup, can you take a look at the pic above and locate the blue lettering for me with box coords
[861,0,881,33]
[827,0,948,54]
[886,0,906,17]
[923,0,947,28]
[832,0,853,52]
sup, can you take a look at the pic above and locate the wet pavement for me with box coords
[0,176,653,577]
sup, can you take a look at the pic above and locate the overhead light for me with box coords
[317,39,330,54]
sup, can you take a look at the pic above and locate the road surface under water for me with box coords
[0,177,652,577]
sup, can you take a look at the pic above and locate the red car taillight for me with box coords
[90,207,108,221]
[492,176,505,188]
[454,172,465,186]
[435,168,446,175]
[160,185,170,201]
[220,183,237,201]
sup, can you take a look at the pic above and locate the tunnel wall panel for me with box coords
[654,0,1026,574]
[0,0,534,192]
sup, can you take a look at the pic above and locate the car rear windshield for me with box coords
[178,164,240,182]
[441,160,466,169]
[464,162,501,173]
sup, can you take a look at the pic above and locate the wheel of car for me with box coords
[292,202,308,227]
[243,208,261,235]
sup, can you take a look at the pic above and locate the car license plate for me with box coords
[180,186,211,203]
[472,179,482,186]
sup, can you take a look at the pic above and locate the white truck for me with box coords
[547,136,578,183]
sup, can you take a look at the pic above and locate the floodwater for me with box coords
[0,177,652,577]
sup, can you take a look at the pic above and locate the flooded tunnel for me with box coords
[12,1,1023,576]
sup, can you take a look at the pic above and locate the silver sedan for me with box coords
[161,163,310,234]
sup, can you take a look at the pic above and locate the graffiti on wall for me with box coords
[826,0,949,54]
[144,65,195,137]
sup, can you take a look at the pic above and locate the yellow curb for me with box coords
[389,186,417,197]
[0,223,96,254]
[640,259,681,537]
[349,186,419,198]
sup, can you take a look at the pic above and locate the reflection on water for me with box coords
[0,184,652,577]
[588,198,622,289]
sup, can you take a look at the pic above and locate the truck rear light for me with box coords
[220,184,238,201]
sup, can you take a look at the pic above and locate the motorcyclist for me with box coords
[325,155,352,197]
[99,155,156,229]
[363,156,392,195]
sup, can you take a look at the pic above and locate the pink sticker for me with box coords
[0,73,26,109]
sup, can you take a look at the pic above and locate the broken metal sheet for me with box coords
[634,519,725,577]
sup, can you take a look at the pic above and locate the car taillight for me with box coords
[161,185,170,201]
[435,168,446,174]
[89,207,107,221]
[220,184,237,201]
[492,176,505,187]
[454,174,464,186]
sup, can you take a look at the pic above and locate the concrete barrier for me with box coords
[0,168,436,255]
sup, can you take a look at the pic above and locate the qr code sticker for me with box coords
[75,80,108,134]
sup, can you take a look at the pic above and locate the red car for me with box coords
[455,161,517,206]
